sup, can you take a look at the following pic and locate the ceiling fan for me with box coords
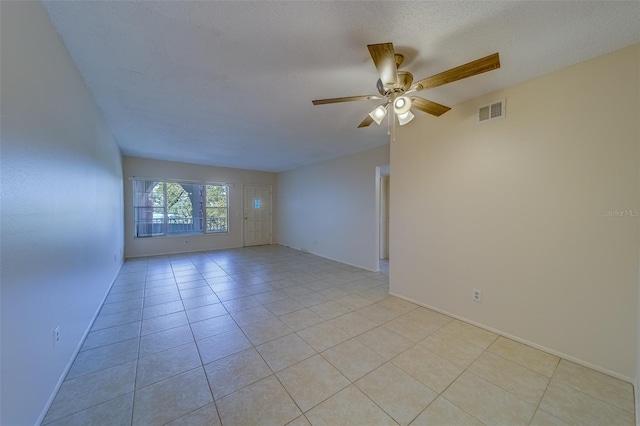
[312,43,500,128]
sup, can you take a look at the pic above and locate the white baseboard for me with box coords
[124,243,243,259]
[282,244,378,273]
[36,262,123,426]
[389,291,633,384]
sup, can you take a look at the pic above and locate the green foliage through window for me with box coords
[133,180,228,237]
[206,185,228,233]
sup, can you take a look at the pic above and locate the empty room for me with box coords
[1,1,639,425]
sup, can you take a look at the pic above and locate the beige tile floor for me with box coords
[43,245,635,425]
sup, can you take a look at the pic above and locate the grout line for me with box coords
[42,392,136,426]
[128,258,148,425]
[184,296,221,425]
[57,246,632,425]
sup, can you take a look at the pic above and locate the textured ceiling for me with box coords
[42,1,639,172]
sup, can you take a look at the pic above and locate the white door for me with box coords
[244,185,272,246]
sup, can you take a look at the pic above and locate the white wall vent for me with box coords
[477,98,505,123]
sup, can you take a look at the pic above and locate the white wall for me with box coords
[123,156,277,257]
[277,145,390,271]
[0,2,125,425]
[391,45,639,380]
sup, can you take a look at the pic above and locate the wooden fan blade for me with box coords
[358,115,374,128]
[368,42,398,87]
[411,97,451,117]
[312,95,382,105]
[412,53,500,91]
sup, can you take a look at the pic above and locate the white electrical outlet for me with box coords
[54,326,60,347]
[472,288,482,303]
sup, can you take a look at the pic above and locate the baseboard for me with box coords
[281,244,378,273]
[389,291,634,384]
[35,262,123,426]
[124,243,243,259]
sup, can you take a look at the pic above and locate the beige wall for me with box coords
[277,145,390,271]
[637,151,640,418]
[637,252,640,419]
[391,45,639,380]
[123,156,277,257]
[1,2,125,424]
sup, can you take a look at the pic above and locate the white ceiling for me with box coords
[42,1,639,172]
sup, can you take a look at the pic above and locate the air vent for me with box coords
[477,98,505,123]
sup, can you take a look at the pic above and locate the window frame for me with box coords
[132,178,229,238]
[205,184,229,234]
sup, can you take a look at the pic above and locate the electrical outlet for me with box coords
[472,288,482,303]
[54,326,60,347]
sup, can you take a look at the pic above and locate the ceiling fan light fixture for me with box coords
[312,44,501,129]
[368,104,388,125]
[397,110,415,126]
[394,96,412,115]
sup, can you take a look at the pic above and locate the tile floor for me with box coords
[44,245,635,425]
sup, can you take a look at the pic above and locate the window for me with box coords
[206,184,228,233]
[133,179,228,237]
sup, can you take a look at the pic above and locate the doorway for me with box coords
[377,165,390,272]
[243,185,272,246]
[380,175,390,260]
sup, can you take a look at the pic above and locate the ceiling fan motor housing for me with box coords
[378,71,414,96]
